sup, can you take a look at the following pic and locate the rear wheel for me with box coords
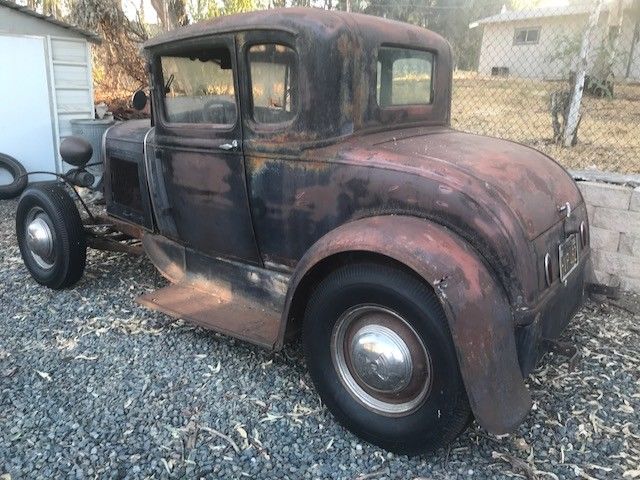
[302,262,472,455]
[16,183,86,289]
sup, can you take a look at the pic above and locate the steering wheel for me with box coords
[203,98,233,124]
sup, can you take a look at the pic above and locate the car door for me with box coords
[149,35,261,264]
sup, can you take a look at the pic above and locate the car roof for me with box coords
[143,7,432,50]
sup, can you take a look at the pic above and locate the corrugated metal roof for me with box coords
[0,0,101,43]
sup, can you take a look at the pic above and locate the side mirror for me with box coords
[132,90,148,111]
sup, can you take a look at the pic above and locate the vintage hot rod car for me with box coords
[15,8,590,454]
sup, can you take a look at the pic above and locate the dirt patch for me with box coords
[452,72,640,174]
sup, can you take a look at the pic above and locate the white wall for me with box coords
[0,35,56,181]
[49,38,94,144]
[478,13,640,81]
[0,5,94,176]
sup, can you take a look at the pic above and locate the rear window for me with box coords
[376,47,434,107]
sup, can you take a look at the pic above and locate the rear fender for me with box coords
[281,215,531,434]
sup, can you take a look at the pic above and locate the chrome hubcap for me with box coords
[350,325,413,392]
[331,305,432,416]
[25,208,55,269]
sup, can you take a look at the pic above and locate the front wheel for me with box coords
[16,183,86,289]
[303,262,472,455]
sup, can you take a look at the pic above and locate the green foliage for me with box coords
[68,0,149,89]
[187,0,255,20]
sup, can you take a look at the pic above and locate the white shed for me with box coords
[0,0,100,182]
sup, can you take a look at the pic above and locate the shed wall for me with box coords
[0,5,94,174]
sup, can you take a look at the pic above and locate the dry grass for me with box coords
[451,72,640,174]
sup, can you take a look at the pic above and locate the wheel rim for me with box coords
[25,207,56,269]
[331,304,432,416]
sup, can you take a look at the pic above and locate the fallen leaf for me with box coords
[36,370,52,382]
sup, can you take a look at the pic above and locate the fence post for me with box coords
[563,0,604,147]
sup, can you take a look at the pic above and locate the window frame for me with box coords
[244,40,300,129]
[152,36,241,135]
[375,44,436,109]
[513,27,541,46]
[243,39,300,131]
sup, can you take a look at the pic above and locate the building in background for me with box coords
[471,3,640,81]
[0,0,100,181]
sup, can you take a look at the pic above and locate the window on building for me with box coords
[248,43,297,124]
[514,27,540,45]
[376,47,434,107]
[160,46,237,125]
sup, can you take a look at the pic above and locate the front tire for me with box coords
[303,262,471,455]
[16,183,86,289]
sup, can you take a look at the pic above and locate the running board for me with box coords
[137,282,282,349]
[138,234,292,350]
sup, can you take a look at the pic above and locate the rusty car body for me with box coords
[16,8,590,454]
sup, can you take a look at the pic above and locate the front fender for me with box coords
[281,215,531,434]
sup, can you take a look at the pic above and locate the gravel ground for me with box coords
[1,197,639,480]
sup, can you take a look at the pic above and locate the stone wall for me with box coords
[573,171,640,293]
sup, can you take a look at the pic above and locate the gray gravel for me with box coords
[1,196,640,480]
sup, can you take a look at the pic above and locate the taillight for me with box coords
[580,221,587,247]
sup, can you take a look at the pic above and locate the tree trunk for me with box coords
[563,0,604,147]
[625,16,640,78]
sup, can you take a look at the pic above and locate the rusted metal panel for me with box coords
[279,215,533,434]
[97,8,590,437]
[141,233,288,348]
[246,125,589,314]
[137,282,281,349]
[143,8,452,146]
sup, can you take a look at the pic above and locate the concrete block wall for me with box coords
[574,173,640,293]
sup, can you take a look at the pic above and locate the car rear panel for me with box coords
[515,252,588,376]
[375,129,583,240]
[516,201,590,375]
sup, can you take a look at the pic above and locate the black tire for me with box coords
[16,183,86,289]
[303,262,472,455]
[0,153,28,200]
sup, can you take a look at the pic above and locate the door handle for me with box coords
[219,139,238,151]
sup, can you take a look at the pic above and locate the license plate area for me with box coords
[559,234,579,282]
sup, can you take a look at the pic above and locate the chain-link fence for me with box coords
[452,0,639,173]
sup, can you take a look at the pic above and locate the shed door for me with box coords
[0,35,56,183]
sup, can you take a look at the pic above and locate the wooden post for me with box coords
[563,0,604,147]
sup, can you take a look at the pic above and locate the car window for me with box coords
[377,47,434,107]
[160,46,236,125]
[248,44,297,124]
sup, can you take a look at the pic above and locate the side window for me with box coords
[248,44,297,124]
[513,27,540,45]
[376,47,434,107]
[160,46,236,125]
